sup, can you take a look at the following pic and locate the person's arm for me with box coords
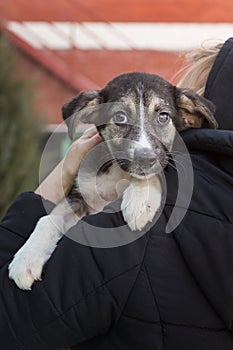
[35,128,102,204]
[0,192,55,268]
[0,128,102,268]
[0,209,148,350]
[0,126,148,349]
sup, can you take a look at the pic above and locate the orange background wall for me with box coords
[13,48,77,124]
[12,46,183,124]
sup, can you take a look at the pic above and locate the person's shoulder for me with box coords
[1,192,54,239]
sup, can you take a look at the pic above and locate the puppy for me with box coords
[8,72,217,290]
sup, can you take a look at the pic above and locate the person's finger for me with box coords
[87,133,102,146]
[74,132,102,154]
[83,126,98,137]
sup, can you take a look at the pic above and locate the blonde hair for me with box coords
[177,43,223,96]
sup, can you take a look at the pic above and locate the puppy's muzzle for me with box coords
[134,147,157,168]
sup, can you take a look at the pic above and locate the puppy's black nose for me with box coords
[134,148,156,168]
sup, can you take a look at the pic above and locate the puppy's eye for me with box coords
[158,112,170,125]
[113,111,128,125]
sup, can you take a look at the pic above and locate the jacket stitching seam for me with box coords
[164,205,233,226]
[123,314,227,332]
[38,262,142,334]
[144,263,165,349]
[112,232,152,327]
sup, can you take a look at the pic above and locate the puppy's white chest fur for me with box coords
[75,164,161,232]
[76,163,131,213]
[121,176,161,231]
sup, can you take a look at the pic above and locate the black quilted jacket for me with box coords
[0,39,233,350]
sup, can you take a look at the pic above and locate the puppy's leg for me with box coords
[121,176,161,231]
[8,197,83,290]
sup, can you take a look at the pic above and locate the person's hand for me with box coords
[35,128,102,204]
[62,127,102,180]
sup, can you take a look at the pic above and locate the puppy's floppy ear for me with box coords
[175,87,218,131]
[62,90,101,139]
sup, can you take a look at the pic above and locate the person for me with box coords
[0,37,233,350]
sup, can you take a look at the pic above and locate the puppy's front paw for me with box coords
[122,198,157,231]
[121,176,162,231]
[8,246,46,290]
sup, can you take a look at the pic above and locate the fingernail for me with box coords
[96,134,102,141]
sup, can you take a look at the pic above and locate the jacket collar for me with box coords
[204,38,233,130]
[181,128,233,175]
[181,129,233,156]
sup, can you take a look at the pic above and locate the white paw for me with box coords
[8,215,62,290]
[122,197,158,231]
[8,245,48,290]
[121,176,162,231]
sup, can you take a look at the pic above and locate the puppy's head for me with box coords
[62,72,217,178]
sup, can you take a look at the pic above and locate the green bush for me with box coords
[0,35,41,218]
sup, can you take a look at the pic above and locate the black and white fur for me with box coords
[9,72,217,290]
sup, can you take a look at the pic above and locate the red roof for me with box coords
[1,0,233,91]
[1,0,233,22]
